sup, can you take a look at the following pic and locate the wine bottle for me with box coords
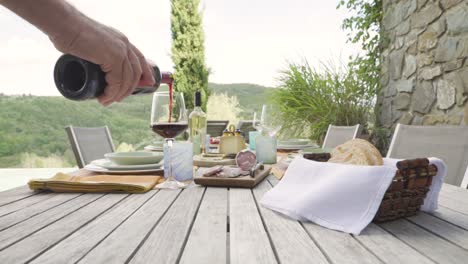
[189,91,207,155]
[53,54,173,100]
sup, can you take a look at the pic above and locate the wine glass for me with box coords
[151,91,188,189]
[252,112,262,132]
[260,104,282,137]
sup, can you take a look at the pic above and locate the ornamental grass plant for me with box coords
[271,60,376,144]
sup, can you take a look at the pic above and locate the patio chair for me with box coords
[387,124,468,187]
[207,120,229,137]
[65,125,115,168]
[322,124,362,149]
[236,120,256,143]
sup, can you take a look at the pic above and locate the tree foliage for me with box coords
[338,0,389,151]
[171,0,210,111]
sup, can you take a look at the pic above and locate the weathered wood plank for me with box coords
[0,192,53,217]
[0,194,126,263]
[302,223,381,264]
[0,193,82,231]
[356,224,435,264]
[438,195,468,215]
[252,179,329,264]
[379,219,468,264]
[229,188,277,264]
[0,193,101,250]
[267,174,379,263]
[129,185,205,264]
[430,207,468,230]
[179,187,228,264]
[0,186,37,207]
[79,190,180,264]
[407,213,468,250]
[30,192,153,264]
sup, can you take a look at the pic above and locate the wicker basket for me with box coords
[302,153,438,222]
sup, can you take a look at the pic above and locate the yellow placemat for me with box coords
[28,173,163,194]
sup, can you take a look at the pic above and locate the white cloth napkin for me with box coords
[260,157,446,235]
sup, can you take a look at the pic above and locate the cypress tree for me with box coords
[171,0,210,111]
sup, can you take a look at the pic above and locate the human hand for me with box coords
[50,17,155,106]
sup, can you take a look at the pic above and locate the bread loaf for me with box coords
[328,139,383,166]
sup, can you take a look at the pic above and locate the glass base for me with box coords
[155,179,187,189]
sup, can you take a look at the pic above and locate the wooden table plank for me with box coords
[407,213,468,250]
[267,175,379,264]
[430,207,468,230]
[129,185,205,264]
[0,192,54,217]
[179,187,228,264]
[79,190,180,264]
[379,219,468,264]
[0,193,82,231]
[0,193,101,250]
[229,188,278,264]
[0,186,37,207]
[0,194,126,263]
[252,179,329,264]
[438,195,468,215]
[302,223,382,264]
[356,224,435,264]
[30,192,154,264]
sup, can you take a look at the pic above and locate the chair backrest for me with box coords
[236,120,256,143]
[207,120,229,137]
[387,124,468,187]
[322,124,362,149]
[65,126,115,168]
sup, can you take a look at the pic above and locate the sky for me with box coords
[0,0,358,96]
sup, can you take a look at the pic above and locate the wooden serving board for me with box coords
[194,166,271,188]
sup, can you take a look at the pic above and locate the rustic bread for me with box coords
[328,139,383,166]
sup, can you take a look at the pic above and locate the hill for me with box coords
[0,83,271,167]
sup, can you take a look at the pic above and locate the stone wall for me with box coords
[379,0,468,128]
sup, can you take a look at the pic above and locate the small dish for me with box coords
[91,159,163,170]
[278,139,311,146]
[104,151,164,165]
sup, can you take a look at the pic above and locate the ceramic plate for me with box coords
[277,139,311,146]
[144,145,164,151]
[85,161,163,175]
[90,159,163,170]
[300,147,333,154]
[277,143,319,150]
[105,151,164,165]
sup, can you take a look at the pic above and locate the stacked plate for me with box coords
[84,151,164,175]
[277,139,319,151]
[143,141,165,152]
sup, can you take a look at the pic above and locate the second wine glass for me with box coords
[150,91,188,189]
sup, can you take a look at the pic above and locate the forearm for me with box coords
[1,0,86,48]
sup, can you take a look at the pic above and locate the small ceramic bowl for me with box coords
[104,151,164,165]
[278,139,311,146]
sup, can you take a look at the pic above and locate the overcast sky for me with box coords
[0,0,358,96]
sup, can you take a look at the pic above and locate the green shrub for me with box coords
[271,60,375,144]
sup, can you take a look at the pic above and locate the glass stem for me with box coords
[166,138,174,181]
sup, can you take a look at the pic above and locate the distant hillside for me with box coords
[209,83,274,117]
[0,83,271,167]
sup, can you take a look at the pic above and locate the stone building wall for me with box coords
[379,0,468,128]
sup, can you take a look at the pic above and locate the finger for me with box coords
[122,48,142,99]
[98,57,126,105]
[114,55,135,102]
[131,44,155,86]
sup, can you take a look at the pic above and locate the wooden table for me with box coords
[1,176,468,264]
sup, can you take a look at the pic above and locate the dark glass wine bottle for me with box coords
[53,54,172,100]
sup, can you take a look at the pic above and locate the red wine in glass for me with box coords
[152,123,189,138]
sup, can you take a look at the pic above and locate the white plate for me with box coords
[277,143,319,150]
[84,162,164,175]
[144,145,164,151]
[90,159,163,170]
[278,139,311,146]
